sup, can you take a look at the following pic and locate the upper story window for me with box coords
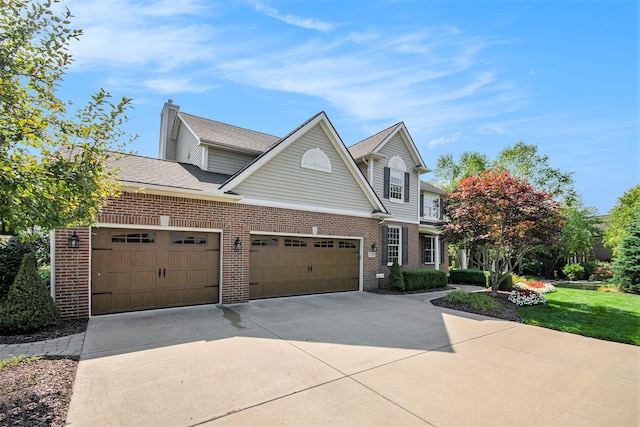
[301,148,332,173]
[384,156,409,203]
[422,195,441,220]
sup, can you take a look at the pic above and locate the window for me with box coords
[300,148,332,173]
[423,195,441,219]
[338,241,356,249]
[111,233,155,243]
[171,234,207,244]
[423,236,435,264]
[314,240,334,248]
[284,239,307,247]
[252,238,279,247]
[390,169,404,201]
[387,226,400,264]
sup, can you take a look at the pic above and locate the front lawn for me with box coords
[517,288,640,345]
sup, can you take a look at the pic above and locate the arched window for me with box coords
[301,148,332,173]
[387,156,407,202]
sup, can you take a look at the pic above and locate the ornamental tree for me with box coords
[0,0,133,234]
[604,184,640,257]
[443,168,563,295]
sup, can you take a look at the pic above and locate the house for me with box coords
[52,100,448,318]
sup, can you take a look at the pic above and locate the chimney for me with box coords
[159,99,179,160]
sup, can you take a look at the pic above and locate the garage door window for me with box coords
[252,238,279,247]
[339,241,356,249]
[285,239,307,247]
[171,234,207,244]
[314,240,334,248]
[111,233,155,243]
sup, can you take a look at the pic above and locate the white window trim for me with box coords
[424,235,435,264]
[301,147,332,173]
[388,155,407,204]
[387,225,401,266]
[422,195,441,220]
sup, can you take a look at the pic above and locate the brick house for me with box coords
[52,101,448,318]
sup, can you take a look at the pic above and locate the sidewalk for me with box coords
[0,332,85,359]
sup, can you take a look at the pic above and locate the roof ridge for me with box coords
[179,111,281,140]
[349,121,402,148]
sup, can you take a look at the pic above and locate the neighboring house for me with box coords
[592,215,612,261]
[52,101,448,318]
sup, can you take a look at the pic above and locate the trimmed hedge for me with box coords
[402,269,447,291]
[449,269,487,286]
[449,268,513,291]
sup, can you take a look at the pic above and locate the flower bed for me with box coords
[514,281,556,294]
[508,288,547,306]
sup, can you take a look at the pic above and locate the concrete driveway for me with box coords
[66,290,639,426]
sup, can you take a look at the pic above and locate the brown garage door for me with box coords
[249,236,359,299]
[91,228,220,315]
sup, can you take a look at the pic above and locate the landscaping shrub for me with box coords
[449,269,487,286]
[508,289,547,306]
[521,259,543,276]
[443,289,503,311]
[580,261,598,279]
[612,213,640,294]
[0,235,49,301]
[0,253,59,333]
[498,274,513,291]
[402,269,447,291]
[389,258,405,291]
[562,263,585,281]
[514,281,556,294]
[591,266,613,282]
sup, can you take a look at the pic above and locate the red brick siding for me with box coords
[54,192,382,318]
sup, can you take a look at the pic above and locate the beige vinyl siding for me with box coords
[233,123,374,213]
[176,129,203,168]
[165,108,178,161]
[356,162,368,183]
[207,147,257,175]
[374,133,420,222]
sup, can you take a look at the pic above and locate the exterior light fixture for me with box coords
[68,232,80,249]
[371,243,377,252]
[234,237,242,251]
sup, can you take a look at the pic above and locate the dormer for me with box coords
[420,181,447,224]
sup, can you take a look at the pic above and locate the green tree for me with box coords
[612,211,640,294]
[0,252,58,332]
[604,184,640,257]
[0,0,133,234]
[389,258,405,291]
[560,196,602,259]
[443,169,563,296]
[433,152,490,193]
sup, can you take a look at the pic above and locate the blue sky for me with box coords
[58,0,637,214]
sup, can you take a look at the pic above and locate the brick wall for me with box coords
[54,192,383,318]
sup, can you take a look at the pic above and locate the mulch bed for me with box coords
[0,319,88,345]
[431,290,524,323]
[1,320,87,425]
[0,357,78,427]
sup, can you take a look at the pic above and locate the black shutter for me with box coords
[381,225,388,265]
[420,194,424,217]
[402,226,409,265]
[404,172,410,202]
[420,236,426,263]
[383,167,390,199]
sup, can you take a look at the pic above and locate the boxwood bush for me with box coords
[402,269,447,291]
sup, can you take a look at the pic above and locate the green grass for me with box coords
[517,288,640,345]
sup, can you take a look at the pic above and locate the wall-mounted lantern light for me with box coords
[68,232,80,249]
[371,243,377,252]
[234,237,242,251]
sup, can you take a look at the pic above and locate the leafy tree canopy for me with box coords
[0,0,134,235]
[443,168,563,295]
[431,142,575,200]
[604,184,640,257]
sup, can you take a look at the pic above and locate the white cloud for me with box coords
[428,132,462,149]
[251,1,334,32]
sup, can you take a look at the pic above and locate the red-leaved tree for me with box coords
[443,168,564,295]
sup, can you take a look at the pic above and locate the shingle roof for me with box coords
[108,154,230,192]
[179,112,281,153]
[420,181,447,195]
[348,123,401,159]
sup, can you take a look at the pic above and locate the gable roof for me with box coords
[179,112,280,153]
[220,112,389,215]
[420,181,447,195]
[349,122,430,173]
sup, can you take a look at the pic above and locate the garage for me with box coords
[249,235,360,299]
[91,228,220,315]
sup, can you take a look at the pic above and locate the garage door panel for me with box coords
[92,228,220,315]
[250,235,359,299]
